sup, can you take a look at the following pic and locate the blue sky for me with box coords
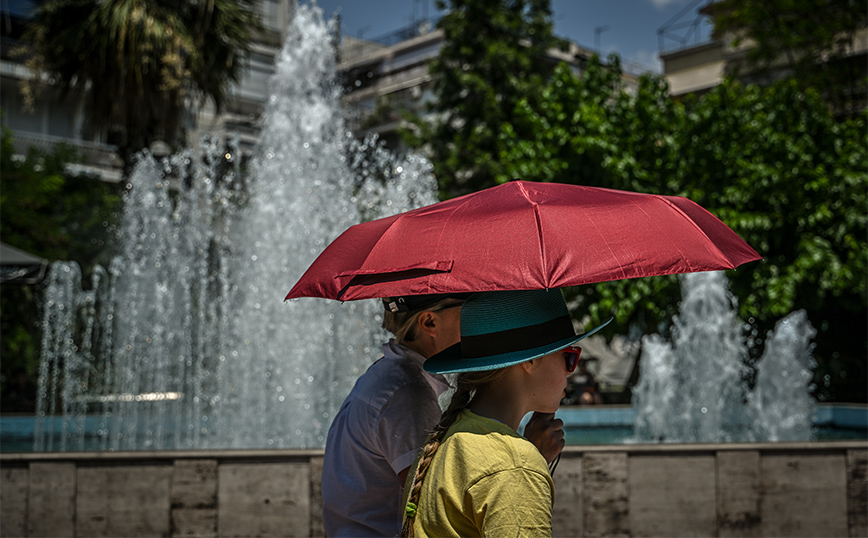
[305,0,715,73]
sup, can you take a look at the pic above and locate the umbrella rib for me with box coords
[516,181,549,287]
[532,202,547,286]
[352,215,408,275]
[654,195,735,268]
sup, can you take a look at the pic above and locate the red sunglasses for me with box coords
[564,346,582,373]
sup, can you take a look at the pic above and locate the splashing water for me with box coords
[632,271,817,443]
[34,5,439,451]
[748,310,817,441]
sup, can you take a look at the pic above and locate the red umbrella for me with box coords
[285,181,760,301]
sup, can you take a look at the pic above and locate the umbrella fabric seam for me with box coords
[585,204,631,283]
[532,203,547,286]
[518,181,550,288]
[655,195,737,268]
[431,193,479,290]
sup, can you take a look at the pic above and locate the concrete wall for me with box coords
[1,442,865,537]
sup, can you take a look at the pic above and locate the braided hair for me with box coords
[401,368,508,538]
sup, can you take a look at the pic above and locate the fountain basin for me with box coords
[3,404,864,453]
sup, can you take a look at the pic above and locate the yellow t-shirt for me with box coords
[403,409,554,537]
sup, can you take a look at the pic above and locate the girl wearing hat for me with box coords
[401,289,611,538]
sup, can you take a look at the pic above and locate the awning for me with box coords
[0,242,48,285]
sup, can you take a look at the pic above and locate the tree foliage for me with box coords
[498,55,867,400]
[680,81,867,401]
[0,126,125,411]
[404,0,564,198]
[0,131,124,267]
[708,0,868,116]
[19,0,263,169]
[678,80,867,321]
[499,57,683,194]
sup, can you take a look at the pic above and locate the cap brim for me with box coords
[383,293,474,313]
[424,316,613,374]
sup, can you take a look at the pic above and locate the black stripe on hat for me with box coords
[460,315,575,358]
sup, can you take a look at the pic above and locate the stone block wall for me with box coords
[550,443,867,538]
[1,442,865,537]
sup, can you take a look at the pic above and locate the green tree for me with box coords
[19,0,263,170]
[678,80,867,401]
[403,0,564,198]
[498,53,867,401]
[498,56,683,194]
[0,126,124,411]
[708,0,868,116]
[0,133,124,267]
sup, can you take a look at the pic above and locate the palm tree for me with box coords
[20,0,263,170]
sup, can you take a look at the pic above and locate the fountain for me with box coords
[22,6,832,454]
[632,271,817,443]
[32,4,439,452]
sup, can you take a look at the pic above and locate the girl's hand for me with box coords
[524,411,565,464]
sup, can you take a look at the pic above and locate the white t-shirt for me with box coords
[321,341,450,537]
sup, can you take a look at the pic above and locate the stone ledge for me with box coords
[1,443,865,537]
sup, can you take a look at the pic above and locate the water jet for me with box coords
[30,4,438,452]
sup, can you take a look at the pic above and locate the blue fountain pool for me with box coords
[558,404,868,445]
[2,404,864,453]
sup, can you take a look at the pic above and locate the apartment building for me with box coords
[0,0,296,182]
[338,20,638,151]
[659,1,868,102]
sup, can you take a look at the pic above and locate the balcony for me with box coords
[9,131,124,182]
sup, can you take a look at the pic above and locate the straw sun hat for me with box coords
[424,289,612,374]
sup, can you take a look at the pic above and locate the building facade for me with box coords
[659,1,868,103]
[338,20,638,152]
[0,0,297,182]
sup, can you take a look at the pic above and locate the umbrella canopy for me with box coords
[0,242,49,285]
[285,181,760,302]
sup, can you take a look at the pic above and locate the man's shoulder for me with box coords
[348,356,431,407]
[366,353,427,384]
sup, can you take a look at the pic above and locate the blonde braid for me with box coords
[401,369,507,538]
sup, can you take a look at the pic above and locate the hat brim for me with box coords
[424,317,613,374]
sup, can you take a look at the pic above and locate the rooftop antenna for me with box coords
[595,25,610,53]
[657,0,710,52]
